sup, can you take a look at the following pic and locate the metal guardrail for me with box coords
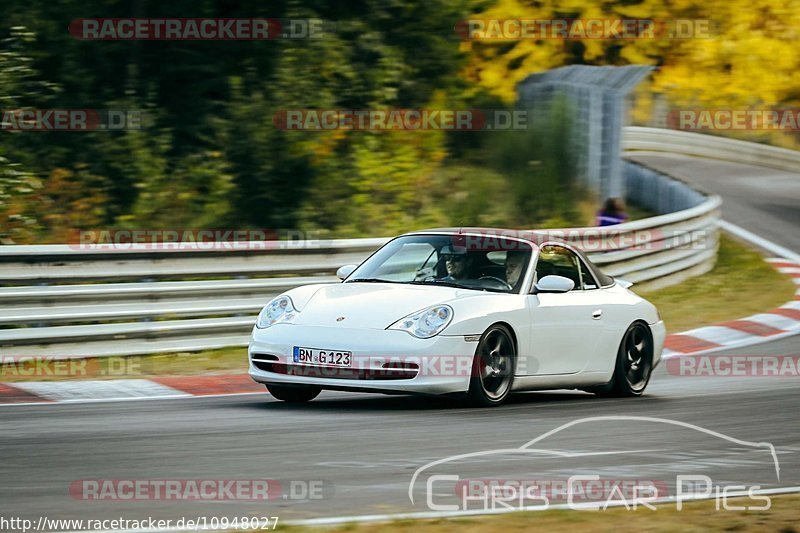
[622,126,800,174]
[10,127,787,358]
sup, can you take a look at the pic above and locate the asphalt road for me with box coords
[0,153,798,529]
[627,152,800,253]
[1,351,798,524]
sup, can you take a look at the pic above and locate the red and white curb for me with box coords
[2,259,798,407]
[662,259,800,358]
[0,375,264,405]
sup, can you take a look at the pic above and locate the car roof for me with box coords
[403,227,538,238]
[400,227,576,250]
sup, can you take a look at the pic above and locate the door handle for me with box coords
[592,309,603,320]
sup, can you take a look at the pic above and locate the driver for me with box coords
[441,252,473,282]
[505,250,527,289]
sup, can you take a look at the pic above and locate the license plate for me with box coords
[293,346,353,367]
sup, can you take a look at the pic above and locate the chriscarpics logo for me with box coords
[409,416,780,512]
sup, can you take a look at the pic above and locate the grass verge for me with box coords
[271,494,800,533]
[639,234,796,333]
[1,233,795,382]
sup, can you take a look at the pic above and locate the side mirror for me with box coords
[336,264,357,280]
[535,275,575,293]
[616,278,634,289]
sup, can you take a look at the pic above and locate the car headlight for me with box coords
[388,305,453,339]
[256,295,297,329]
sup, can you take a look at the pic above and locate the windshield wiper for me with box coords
[410,279,510,293]
[344,278,400,284]
[409,279,464,289]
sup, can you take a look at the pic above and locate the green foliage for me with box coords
[0,156,39,243]
[1,1,597,242]
[130,149,233,229]
[487,97,585,228]
[434,164,513,228]
[0,26,53,242]
[36,165,110,242]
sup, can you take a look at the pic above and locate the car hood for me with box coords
[288,282,479,330]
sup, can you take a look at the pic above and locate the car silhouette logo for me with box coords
[336,316,346,322]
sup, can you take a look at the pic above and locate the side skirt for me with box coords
[510,371,612,392]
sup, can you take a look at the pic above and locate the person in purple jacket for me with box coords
[596,197,628,226]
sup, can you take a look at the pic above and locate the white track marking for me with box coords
[718,221,800,263]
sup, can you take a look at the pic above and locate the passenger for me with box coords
[505,250,527,289]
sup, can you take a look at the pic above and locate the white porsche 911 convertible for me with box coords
[249,229,666,406]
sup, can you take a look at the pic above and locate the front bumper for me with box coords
[651,320,667,368]
[248,324,476,395]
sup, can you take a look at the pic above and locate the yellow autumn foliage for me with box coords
[465,0,800,146]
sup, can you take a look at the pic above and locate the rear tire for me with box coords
[466,325,516,407]
[267,384,321,403]
[592,321,653,397]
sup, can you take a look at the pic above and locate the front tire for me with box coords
[593,321,654,397]
[466,325,516,407]
[267,384,321,403]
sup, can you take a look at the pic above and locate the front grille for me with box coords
[251,354,279,373]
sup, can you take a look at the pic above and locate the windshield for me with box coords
[346,234,534,294]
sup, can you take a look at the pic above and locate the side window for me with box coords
[536,245,581,290]
[579,260,598,290]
